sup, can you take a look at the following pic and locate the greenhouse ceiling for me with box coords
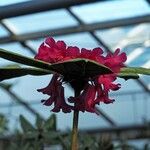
[0,0,150,133]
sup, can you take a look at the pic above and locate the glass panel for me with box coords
[95,26,134,49]
[129,47,150,66]
[95,23,150,52]
[0,0,30,6]
[0,0,149,132]
[72,0,150,23]
[7,9,78,34]
[29,33,99,51]
[0,24,9,37]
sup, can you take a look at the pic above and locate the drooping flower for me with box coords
[38,74,73,113]
[35,37,127,114]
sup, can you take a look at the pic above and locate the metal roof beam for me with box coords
[0,0,99,20]
[96,107,117,126]
[66,9,150,93]
[146,0,150,5]
[67,8,118,126]
[0,20,36,55]
[0,124,149,141]
[80,124,150,140]
[0,83,44,120]
[0,14,150,44]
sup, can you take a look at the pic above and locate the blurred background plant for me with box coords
[0,0,150,149]
[0,114,8,135]
[0,113,149,150]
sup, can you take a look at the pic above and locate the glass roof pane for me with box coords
[140,75,150,87]
[95,26,134,49]
[129,47,150,66]
[101,92,150,125]
[0,0,149,133]
[9,105,36,131]
[0,43,33,55]
[0,88,13,104]
[29,33,100,52]
[0,24,9,37]
[72,0,150,23]
[95,23,150,51]
[95,23,150,68]
[0,43,34,66]
[0,0,29,6]
[7,9,78,34]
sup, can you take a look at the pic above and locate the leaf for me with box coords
[20,115,35,133]
[0,49,112,79]
[0,114,8,134]
[117,73,139,80]
[50,59,112,79]
[0,82,14,90]
[22,143,31,150]
[1,49,150,79]
[1,63,21,68]
[120,67,150,75]
[43,131,60,140]
[44,114,57,131]
[0,67,51,81]
[35,115,44,129]
[118,67,150,80]
[24,131,39,139]
[0,48,53,70]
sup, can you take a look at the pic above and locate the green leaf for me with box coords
[1,63,21,68]
[120,67,150,75]
[0,114,8,134]
[20,115,35,133]
[118,67,150,80]
[0,67,51,81]
[1,49,150,80]
[0,48,112,79]
[43,131,60,140]
[44,114,57,131]
[21,143,31,150]
[0,48,54,70]
[50,59,112,78]
[117,73,139,80]
[35,115,44,129]
[23,131,39,139]
[0,82,14,90]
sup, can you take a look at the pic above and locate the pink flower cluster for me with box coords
[35,37,127,114]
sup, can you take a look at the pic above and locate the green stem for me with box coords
[71,110,79,150]
[71,90,80,150]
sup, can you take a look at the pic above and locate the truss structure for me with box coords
[0,0,150,139]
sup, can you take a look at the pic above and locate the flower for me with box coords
[35,37,127,114]
[38,74,73,113]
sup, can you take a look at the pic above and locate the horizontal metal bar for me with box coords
[0,14,150,44]
[0,83,44,120]
[81,124,150,134]
[80,124,150,140]
[0,90,148,108]
[66,8,150,93]
[0,20,36,55]
[0,124,149,141]
[0,0,98,20]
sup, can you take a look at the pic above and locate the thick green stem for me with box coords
[71,90,80,150]
[71,110,79,150]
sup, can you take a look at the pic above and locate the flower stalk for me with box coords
[71,110,79,150]
[71,89,80,150]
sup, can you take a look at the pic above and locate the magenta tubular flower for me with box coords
[68,84,97,113]
[35,37,127,114]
